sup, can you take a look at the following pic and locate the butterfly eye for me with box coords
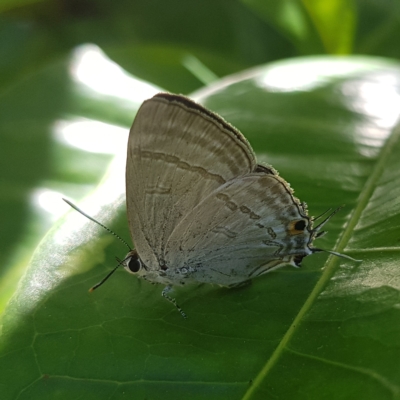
[288,219,307,235]
[125,253,142,274]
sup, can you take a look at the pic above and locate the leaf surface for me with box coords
[2,56,400,400]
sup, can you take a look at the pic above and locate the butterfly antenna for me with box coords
[63,198,132,251]
[89,258,127,292]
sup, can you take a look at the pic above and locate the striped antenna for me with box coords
[63,198,132,251]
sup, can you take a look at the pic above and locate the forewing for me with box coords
[165,173,312,285]
[126,93,258,267]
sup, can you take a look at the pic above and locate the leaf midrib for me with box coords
[241,122,400,400]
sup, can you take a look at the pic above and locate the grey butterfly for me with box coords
[66,92,356,318]
[120,93,357,317]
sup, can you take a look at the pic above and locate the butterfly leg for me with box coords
[161,285,187,319]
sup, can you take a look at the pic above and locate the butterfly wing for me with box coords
[165,172,313,286]
[126,93,262,269]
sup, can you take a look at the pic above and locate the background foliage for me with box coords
[1,1,400,399]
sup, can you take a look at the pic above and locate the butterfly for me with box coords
[65,93,358,318]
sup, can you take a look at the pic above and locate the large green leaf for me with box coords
[0,45,160,311]
[1,56,400,399]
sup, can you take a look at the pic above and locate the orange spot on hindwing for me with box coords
[288,219,307,235]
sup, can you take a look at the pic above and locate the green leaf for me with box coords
[240,0,356,54]
[0,45,160,312]
[2,56,400,399]
[302,0,356,54]
[0,0,291,93]
[355,0,400,58]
